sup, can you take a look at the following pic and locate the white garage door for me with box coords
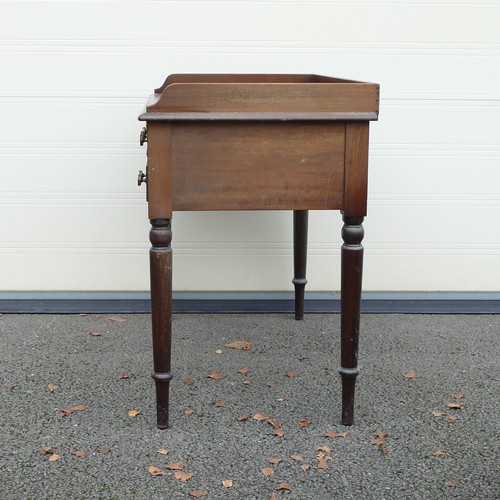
[1,1,499,294]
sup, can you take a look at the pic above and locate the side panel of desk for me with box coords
[169,121,346,211]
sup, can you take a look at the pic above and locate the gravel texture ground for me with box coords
[0,313,499,500]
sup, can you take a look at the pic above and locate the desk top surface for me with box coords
[139,73,379,122]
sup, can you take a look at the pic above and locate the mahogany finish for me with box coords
[139,74,379,428]
[339,216,364,425]
[149,219,173,429]
[170,121,345,211]
[293,210,308,321]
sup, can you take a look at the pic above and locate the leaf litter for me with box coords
[225,341,252,350]
[174,471,194,482]
[59,403,87,417]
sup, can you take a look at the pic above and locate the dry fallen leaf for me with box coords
[277,483,293,491]
[253,413,269,421]
[215,349,223,354]
[47,383,59,393]
[432,450,446,457]
[184,409,194,415]
[225,341,252,350]
[40,447,55,456]
[318,446,333,453]
[73,450,86,458]
[214,402,225,407]
[450,392,464,400]
[222,479,233,488]
[118,373,130,380]
[148,465,166,476]
[189,490,206,498]
[157,448,169,456]
[174,471,193,482]
[272,429,284,437]
[267,458,283,465]
[298,418,311,429]
[238,367,249,375]
[109,316,127,323]
[128,409,141,417]
[261,467,274,477]
[325,431,348,439]
[404,370,416,380]
[59,404,87,417]
[97,448,110,455]
[399,396,408,403]
[446,415,458,422]
[447,403,464,409]
[207,372,223,380]
[48,454,61,462]
[290,454,304,462]
[185,378,195,385]
[266,383,278,388]
[267,418,282,430]
[317,455,332,470]
[166,461,184,471]
[237,415,249,422]
[375,432,389,439]
[286,370,295,378]
[370,439,389,455]
[90,331,102,337]
[432,411,446,417]
[242,379,251,385]
[301,464,311,472]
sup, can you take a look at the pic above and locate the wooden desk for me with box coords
[138,74,379,429]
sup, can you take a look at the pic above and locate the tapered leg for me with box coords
[339,215,364,425]
[292,210,309,320]
[149,218,173,429]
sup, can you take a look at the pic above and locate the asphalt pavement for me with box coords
[1,313,499,499]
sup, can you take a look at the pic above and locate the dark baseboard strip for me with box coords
[1,296,499,314]
[0,299,151,315]
[176,299,500,314]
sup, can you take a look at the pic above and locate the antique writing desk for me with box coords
[138,74,379,429]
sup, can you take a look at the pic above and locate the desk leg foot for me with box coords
[292,210,308,320]
[339,216,364,426]
[149,218,173,429]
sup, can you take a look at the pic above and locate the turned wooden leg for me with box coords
[149,219,173,429]
[339,215,364,425]
[292,210,308,320]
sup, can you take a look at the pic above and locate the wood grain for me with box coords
[150,82,379,115]
[170,121,345,211]
[140,73,379,429]
[140,74,379,119]
[146,123,172,219]
[343,122,370,217]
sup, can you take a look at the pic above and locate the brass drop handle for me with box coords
[138,169,147,186]
[140,127,148,146]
